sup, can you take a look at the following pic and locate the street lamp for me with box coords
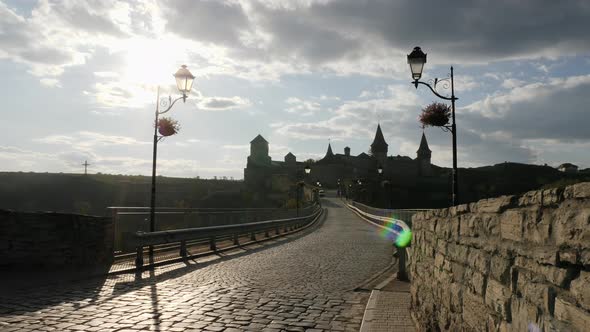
[297,165,311,217]
[407,46,459,206]
[148,65,195,262]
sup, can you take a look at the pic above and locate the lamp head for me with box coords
[304,164,311,174]
[174,65,195,101]
[407,46,427,82]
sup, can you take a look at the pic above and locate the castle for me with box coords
[244,125,450,207]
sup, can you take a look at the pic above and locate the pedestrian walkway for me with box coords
[359,276,414,332]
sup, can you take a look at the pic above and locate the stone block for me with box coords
[466,268,486,295]
[447,243,469,263]
[522,208,550,245]
[449,283,463,313]
[541,188,563,206]
[451,262,466,283]
[434,253,445,269]
[450,203,470,216]
[462,290,490,331]
[563,182,590,199]
[476,195,516,213]
[515,256,574,288]
[570,271,590,312]
[518,189,543,207]
[554,297,590,331]
[485,279,512,319]
[467,247,490,274]
[558,249,579,265]
[510,297,540,331]
[490,255,512,285]
[552,207,590,247]
[500,210,524,242]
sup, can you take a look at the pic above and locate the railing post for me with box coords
[180,240,187,257]
[210,236,216,251]
[265,229,269,237]
[397,246,408,281]
[233,233,239,245]
[250,231,256,241]
[135,246,144,268]
[276,226,280,235]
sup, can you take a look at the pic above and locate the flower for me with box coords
[157,117,181,136]
[419,102,451,127]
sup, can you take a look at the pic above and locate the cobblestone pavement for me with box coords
[0,197,394,331]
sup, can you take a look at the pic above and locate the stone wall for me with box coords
[1,209,114,268]
[409,182,590,331]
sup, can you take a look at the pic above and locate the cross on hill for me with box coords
[82,160,91,175]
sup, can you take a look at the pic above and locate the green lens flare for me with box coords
[395,229,412,248]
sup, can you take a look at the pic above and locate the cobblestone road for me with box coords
[1,197,394,331]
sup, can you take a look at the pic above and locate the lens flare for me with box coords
[395,229,412,248]
[378,217,411,248]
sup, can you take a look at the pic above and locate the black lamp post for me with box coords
[149,65,195,261]
[407,47,459,206]
[297,165,311,216]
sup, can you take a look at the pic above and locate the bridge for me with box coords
[1,182,589,331]
[0,192,414,331]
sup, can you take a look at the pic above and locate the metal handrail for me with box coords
[131,206,322,267]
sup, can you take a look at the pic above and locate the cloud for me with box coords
[35,131,150,148]
[463,74,590,141]
[284,97,321,115]
[197,96,252,111]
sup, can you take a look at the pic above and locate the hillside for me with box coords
[0,172,245,216]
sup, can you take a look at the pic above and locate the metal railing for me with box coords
[346,200,431,281]
[128,205,323,268]
[108,205,316,253]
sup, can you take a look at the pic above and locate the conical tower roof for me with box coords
[417,132,431,153]
[370,124,388,152]
[325,142,334,158]
[250,134,268,144]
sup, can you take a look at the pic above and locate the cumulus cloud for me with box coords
[197,96,252,111]
[462,74,590,141]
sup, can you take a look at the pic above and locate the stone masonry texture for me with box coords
[0,209,114,268]
[0,197,393,331]
[409,182,590,331]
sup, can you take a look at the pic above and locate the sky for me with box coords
[1,0,590,179]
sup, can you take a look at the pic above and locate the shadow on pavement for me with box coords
[111,210,328,297]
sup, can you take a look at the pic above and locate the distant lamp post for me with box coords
[297,165,311,217]
[407,46,459,206]
[147,65,195,264]
[377,165,383,175]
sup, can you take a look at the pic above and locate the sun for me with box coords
[122,37,188,88]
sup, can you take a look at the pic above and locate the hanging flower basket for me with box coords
[157,117,181,137]
[419,102,451,127]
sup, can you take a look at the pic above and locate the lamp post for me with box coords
[297,165,311,217]
[407,47,459,206]
[148,65,195,262]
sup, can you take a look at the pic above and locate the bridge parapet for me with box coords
[409,182,590,331]
[109,205,316,253]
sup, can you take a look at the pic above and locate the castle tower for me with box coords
[284,152,296,164]
[416,132,432,175]
[247,134,271,166]
[370,124,388,164]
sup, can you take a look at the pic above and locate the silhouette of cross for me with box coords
[82,160,91,175]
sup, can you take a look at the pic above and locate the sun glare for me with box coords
[123,38,187,87]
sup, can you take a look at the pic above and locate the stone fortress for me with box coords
[244,125,451,208]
